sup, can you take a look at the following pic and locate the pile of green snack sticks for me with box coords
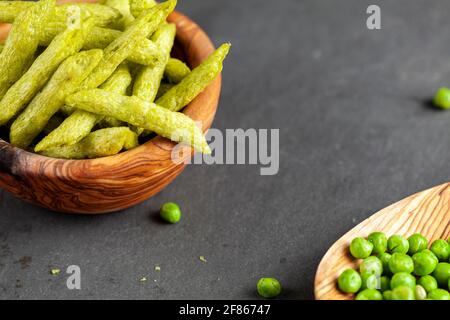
[338,232,450,300]
[0,0,230,159]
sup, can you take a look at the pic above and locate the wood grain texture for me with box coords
[0,5,222,214]
[315,183,450,300]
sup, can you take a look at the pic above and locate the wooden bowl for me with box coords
[314,183,450,300]
[0,7,222,214]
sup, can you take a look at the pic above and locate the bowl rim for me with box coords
[0,9,221,169]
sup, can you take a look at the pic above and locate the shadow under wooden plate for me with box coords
[315,183,450,300]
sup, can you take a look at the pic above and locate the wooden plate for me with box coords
[315,183,450,300]
[0,2,222,214]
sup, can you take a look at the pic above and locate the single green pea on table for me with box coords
[338,232,450,300]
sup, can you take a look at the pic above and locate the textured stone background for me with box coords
[1,0,450,299]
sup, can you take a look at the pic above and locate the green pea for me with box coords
[360,256,383,276]
[387,235,409,254]
[418,275,438,293]
[432,262,450,288]
[390,272,416,289]
[391,286,415,300]
[355,289,383,300]
[408,234,428,255]
[433,87,450,110]
[414,285,427,300]
[257,278,281,299]
[428,288,450,300]
[361,273,379,290]
[160,202,182,224]
[379,276,390,292]
[412,250,438,276]
[350,237,373,259]
[378,253,392,275]
[368,232,387,255]
[388,253,414,274]
[338,269,362,293]
[383,290,393,300]
[430,240,450,262]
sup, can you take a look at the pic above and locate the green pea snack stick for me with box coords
[0,0,55,100]
[38,26,160,66]
[133,23,176,102]
[105,0,135,30]
[99,63,133,127]
[130,0,157,18]
[100,64,133,93]
[54,0,176,138]
[43,114,64,135]
[41,127,138,159]
[36,111,98,152]
[156,83,174,100]
[0,14,95,126]
[10,50,104,149]
[35,63,131,152]
[66,89,211,154]
[81,0,176,90]
[78,27,160,66]
[0,44,3,53]
[156,43,231,112]
[0,2,121,26]
[0,1,31,23]
[165,58,191,84]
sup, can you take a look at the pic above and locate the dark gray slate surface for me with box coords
[1,0,450,300]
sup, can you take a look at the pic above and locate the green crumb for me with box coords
[50,268,61,276]
[155,265,161,272]
[199,256,207,263]
[139,276,147,283]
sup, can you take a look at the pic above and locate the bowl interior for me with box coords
[0,9,220,165]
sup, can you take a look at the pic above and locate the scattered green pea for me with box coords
[383,290,393,300]
[338,269,362,293]
[368,232,387,255]
[387,235,409,254]
[355,289,383,300]
[257,278,281,299]
[378,252,392,276]
[418,275,438,293]
[428,288,450,300]
[336,233,450,300]
[379,276,390,292]
[432,262,450,288]
[160,202,182,224]
[433,87,450,110]
[349,237,373,259]
[412,249,438,276]
[414,285,427,300]
[390,272,416,290]
[360,256,383,276]
[408,233,428,255]
[361,273,379,290]
[388,253,414,274]
[430,239,450,262]
[391,286,415,300]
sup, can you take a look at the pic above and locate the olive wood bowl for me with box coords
[0,2,221,214]
[314,183,450,300]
